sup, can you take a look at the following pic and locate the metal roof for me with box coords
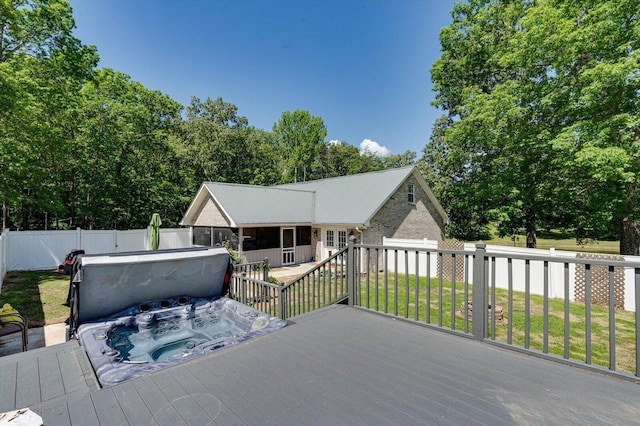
[201,182,314,226]
[277,166,419,226]
[182,166,448,227]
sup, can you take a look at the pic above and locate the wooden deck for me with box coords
[2,305,640,425]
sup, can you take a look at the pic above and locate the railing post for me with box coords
[263,257,269,282]
[240,272,247,305]
[472,241,487,340]
[347,236,357,306]
[278,281,286,320]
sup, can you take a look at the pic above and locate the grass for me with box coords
[358,273,637,375]
[1,270,70,327]
[480,232,620,255]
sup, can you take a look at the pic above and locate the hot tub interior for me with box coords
[68,247,286,387]
[78,295,286,387]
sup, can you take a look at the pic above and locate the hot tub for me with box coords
[68,247,286,387]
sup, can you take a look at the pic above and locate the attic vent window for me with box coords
[408,184,415,203]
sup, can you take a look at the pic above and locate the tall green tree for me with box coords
[272,110,327,183]
[72,69,184,229]
[426,0,640,253]
[0,0,98,230]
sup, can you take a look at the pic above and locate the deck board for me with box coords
[110,381,153,425]
[132,374,188,426]
[38,350,65,402]
[4,305,640,425]
[0,361,17,412]
[67,393,99,426]
[90,387,128,425]
[14,357,41,409]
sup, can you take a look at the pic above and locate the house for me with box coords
[180,166,448,267]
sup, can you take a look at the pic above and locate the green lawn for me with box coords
[1,270,70,327]
[480,233,619,255]
[358,274,637,375]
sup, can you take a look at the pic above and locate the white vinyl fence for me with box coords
[383,237,638,312]
[0,228,193,291]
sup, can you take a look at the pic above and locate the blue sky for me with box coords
[69,0,458,157]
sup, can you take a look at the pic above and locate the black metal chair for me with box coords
[0,310,28,352]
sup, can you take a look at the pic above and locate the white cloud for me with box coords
[359,139,390,157]
[328,139,343,146]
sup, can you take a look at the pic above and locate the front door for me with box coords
[282,228,295,265]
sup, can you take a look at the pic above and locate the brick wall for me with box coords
[366,174,445,245]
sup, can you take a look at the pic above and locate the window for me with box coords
[296,226,311,246]
[193,227,238,249]
[193,227,212,246]
[338,230,347,249]
[242,227,280,251]
[408,184,415,203]
[326,230,335,248]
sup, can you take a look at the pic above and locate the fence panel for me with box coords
[117,229,148,251]
[0,228,193,274]
[158,228,191,250]
[4,230,80,272]
[81,230,118,254]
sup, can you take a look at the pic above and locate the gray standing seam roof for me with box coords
[203,182,314,226]
[187,166,446,227]
[277,166,416,225]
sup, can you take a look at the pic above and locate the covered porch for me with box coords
[192,225,316,267]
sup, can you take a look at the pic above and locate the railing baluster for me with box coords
[438,252,443,327]
[564,262,570,360]
[635,267,640,377]
[525,259,530,349]
[490,257,496,340]
[543,260,549,354]
[375,248,380,311]
[507,258,513,344]
[586,263,592,365]
[609,265,616,371]
[394,250,399,317]
[384,249,389,314]
[426,251,431,324]
[464,254,469,333]
[404,250,409,319]
[366,248,371,309]
[414,250,419,322]
[451,253,456,331]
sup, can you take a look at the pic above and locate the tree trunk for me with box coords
[619,216,640,255]
[526,229,537,248]
[2,200,6,231]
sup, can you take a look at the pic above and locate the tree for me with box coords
[176,97,277,189]
[72,69,184,229]
[0,0,78,63]
[0,0,98,230]
[427,0,640,253]
[383,150,416,169]
[272,110,327,183]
